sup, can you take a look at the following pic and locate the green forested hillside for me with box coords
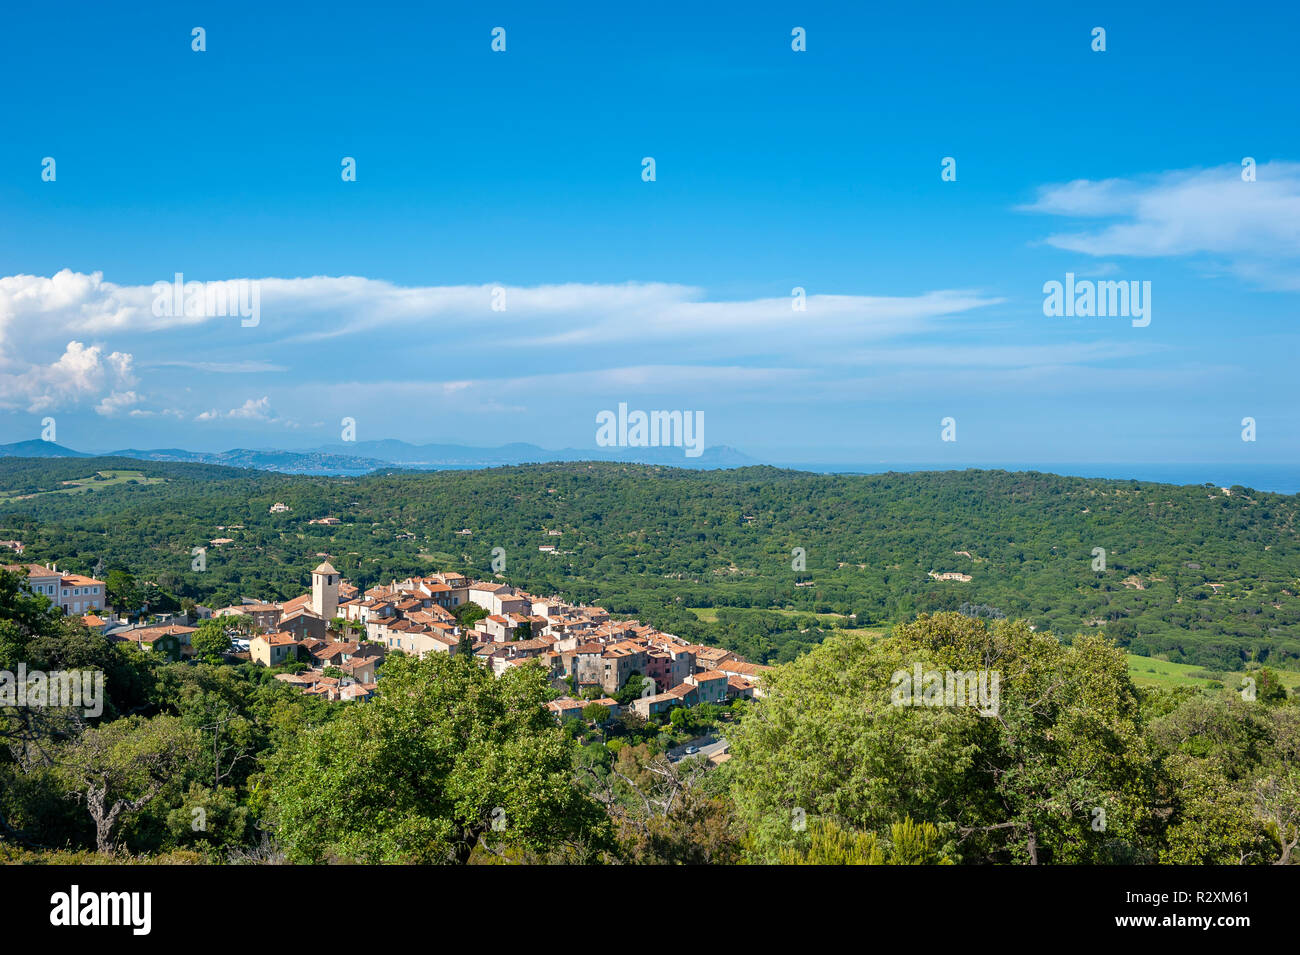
[1,457,1297,670]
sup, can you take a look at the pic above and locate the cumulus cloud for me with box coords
[1021,161,1300,287]
[95,390,142,416]
[0,341,137,414]
[195,396,298,428]
[0,271,147,354]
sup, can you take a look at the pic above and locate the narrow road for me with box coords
[669,736,728,763]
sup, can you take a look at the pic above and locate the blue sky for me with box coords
[1,0,1297,469]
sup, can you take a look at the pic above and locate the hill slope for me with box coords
[0,457,1296,669]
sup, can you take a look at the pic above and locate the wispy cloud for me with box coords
[147,359,289,374]
[1020,161,1300,288]
[828,340,1165,369]
[0,272,1007,417]
[0,271,1003,347]
[283,364,805,406]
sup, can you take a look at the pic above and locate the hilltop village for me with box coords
[6,559,769,719]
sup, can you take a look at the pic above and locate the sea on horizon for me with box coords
[778,462,1300,495]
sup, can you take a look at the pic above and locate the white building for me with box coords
[5,562,107,615]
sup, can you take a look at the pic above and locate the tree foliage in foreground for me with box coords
[3,555,1298,865]
[730,612,1162,864]
[728,611,1300,864]
[778,817,953,865]
[264,652,612,863]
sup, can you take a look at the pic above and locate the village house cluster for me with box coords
[333,569,769,718]
[6,558,768,717]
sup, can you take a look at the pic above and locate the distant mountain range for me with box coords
[8,438,1294,492]
[0,438,760,474]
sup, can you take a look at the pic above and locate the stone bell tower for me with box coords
[311,560,339,620]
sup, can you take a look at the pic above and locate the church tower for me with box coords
[311,561,339,620]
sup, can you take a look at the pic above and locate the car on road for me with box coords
[683,745,699,755]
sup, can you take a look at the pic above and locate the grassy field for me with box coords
[0,470,166,501]
[688,606,888,638]
[1125,653,1300,693]
[687,606,1297,693]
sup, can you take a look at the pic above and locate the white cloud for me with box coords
[195,396,298,428]
[0,273,1007,422]
[1021,161,1300,287]
[95,390,142,416]
[0,270,1003,349]
[0,271,146,355]
[146,359,289,373]
[829,339,1164,369]
[522,289,1004,347]
[286,364,805,406]
[0,341,138,414]
[228,397,274,420]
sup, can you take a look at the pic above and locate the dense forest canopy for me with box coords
[3,457,1299,865]
[1,456,1297,670]
[4,596,1296,865]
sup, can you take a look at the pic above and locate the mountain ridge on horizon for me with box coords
[1,438,1296,494]
[0,437,761,473]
